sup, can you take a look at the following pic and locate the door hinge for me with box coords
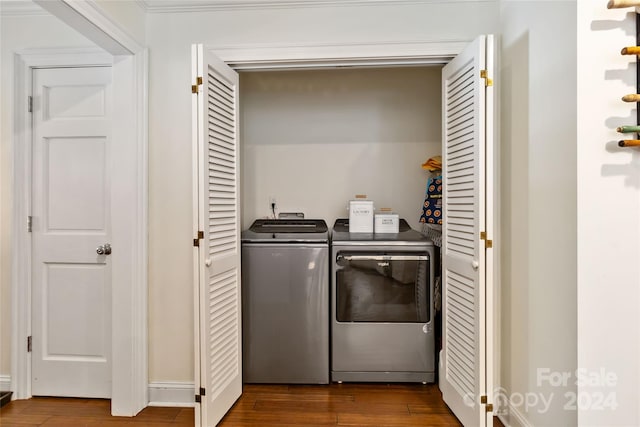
[480,231,493,249]
[480,395,494,412]
[27,336,32,352]
[195,387,206,403]
[27,216,32,232]
[28,96,33,113]
[480,69,493,87]
[192,76,203,94]
[193,230,204,247]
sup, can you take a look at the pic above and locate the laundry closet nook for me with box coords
[237,65,444,385]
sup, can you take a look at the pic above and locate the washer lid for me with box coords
[242,219,329,243]
[249,219,328,233]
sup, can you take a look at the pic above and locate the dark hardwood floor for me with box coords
[221,383,462,426]
[1,383,505,426]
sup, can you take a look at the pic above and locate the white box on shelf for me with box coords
[349,196,374,233]
[374,210,399,233]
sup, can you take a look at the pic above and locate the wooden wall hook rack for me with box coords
[615,2,640,147]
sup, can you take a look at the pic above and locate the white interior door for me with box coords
[439,35,495,426]
[31,66,113,398]
[192,44,242,427]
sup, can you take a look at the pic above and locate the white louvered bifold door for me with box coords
[192,44,242,427]
[439,34,495,427]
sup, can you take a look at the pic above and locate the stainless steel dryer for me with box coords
[241,218,329,384]
[331,218,435,383]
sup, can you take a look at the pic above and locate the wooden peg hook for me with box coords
[618,139,640,147]
[608,0,640,9]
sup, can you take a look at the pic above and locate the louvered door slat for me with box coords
[208,100,234,122]
[208,120,235,139]
[209,110,235,128]
[447,66,475,97]
[448,99,474,122]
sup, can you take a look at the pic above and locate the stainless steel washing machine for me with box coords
[331,218,435,383]
[241,218,329,384]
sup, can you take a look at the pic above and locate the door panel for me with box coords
[45,264,107,358]
[32,66,112,398]
[46,137,107,230]
[440,35,494,427]
[192,44,242,427]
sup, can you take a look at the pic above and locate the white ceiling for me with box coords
[138,0,484,13]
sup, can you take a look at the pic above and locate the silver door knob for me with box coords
[97,244,112,255]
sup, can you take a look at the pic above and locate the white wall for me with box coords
[240,67,442,230]
[499,1,577,426]
[146,1,499,383]
[577,2,640,425]
[0,8,96,378]
[93,0,146,47]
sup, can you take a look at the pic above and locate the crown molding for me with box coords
[0,1,48,16]
[140,0,492,13]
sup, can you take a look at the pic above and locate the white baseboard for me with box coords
[0,378,194,407]
[499,403,533,427]
[0,375,11,392]
[147,382,195,407]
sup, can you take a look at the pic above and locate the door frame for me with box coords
[11,1,148,416]
[208,38,501,412]
[11,41,148,422]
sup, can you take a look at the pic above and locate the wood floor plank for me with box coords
[220,410,338,426]
[39,416,128,426]
[253,400,410,416]
[242,384,289,393]
[19,398,112,418]
[407,403,456,415]
[337,413,462,426]
[21,405,111,417]
[128,406,183,423]
[173,408,196,424]
[351,390,436,406]
[0,400,33,416]
[114,423,183,427]
[240,391,355,403]
[0,414,53,425]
